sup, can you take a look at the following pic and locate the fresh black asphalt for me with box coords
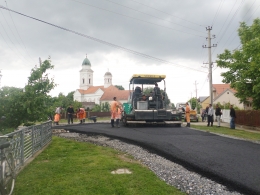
[53,123,260,195]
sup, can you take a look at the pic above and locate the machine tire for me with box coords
[122,116,128,127]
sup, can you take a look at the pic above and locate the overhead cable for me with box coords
[68,0,205,38]
[127,0,205,27]
[100,0,205,34]
[211,0,225,26]
[0,5,207,73]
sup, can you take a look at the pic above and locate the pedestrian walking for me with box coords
[207,104,213,127]
[215,104,222,127]
[230,105,236,129]
[185,102,191,127]
[67,105,74,124]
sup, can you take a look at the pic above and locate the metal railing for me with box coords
[3,121,52,173]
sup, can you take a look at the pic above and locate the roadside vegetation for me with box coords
[14,136,185,195]
[190,124,260,141]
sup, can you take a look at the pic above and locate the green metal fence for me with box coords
[6,121,52,173]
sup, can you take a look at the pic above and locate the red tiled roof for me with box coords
[100,86,130,101]
[212,84,236,96]
[77,85,129,101]
[77,86,105,94]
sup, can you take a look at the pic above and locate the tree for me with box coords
[92,104,101,112]
[216,18,260,109]
[0,87,24,128]
[66,91,75,102]
[171,103,176,110]
[142,87,171,107]
[0,59,56,129]
[101,102,110,112]
[188,97,197,110]
[114,85,124,90]
[21,60,56,125]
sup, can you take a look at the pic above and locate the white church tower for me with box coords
[80,54,93,90]
[104,71,112,88]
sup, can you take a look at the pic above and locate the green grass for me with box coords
[14,136,185,195]
[191,125,260,141]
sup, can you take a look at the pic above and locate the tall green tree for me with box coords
[21,60,56,124]
[216,18,260,109]
[0,59,56,129]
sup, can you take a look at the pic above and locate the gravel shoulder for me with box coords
[54,129,243,195]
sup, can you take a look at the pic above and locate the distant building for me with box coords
[73,55,129,109]
[198,84,252,110]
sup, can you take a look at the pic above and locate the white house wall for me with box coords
[213,91,243,109]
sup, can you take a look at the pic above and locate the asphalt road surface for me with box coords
[53,123,260,195]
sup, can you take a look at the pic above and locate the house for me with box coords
[199,84,250,110]
[213,88,244,109]
[198,96,210,109]
[73,55,129,109]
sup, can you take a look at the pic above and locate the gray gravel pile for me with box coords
[56,131,243,195]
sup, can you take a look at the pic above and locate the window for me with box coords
[83,78,85,84]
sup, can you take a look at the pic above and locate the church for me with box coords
[73,55,129,109]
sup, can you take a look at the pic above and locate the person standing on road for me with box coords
[110,97,119,127]
[207,104,214,127]
[215,104,222,127]
[185,102,191,127]
[205,106,209,122]
[67,105,74,124]
[76,108,85,124]
[230,105,236,129]
[54,106,62,125]
[115,103,123,128]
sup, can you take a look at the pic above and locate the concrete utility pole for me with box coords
[194,80,198,110]
[202,26,217,104]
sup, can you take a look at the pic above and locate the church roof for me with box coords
[76,85,129,101]
[77,86,105,94]
[82,56,91,66]
[104,72,112,76]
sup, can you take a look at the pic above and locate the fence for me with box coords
[217,109,260,127]
[3,121,52,173]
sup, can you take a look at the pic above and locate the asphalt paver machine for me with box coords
[121,74,182,126]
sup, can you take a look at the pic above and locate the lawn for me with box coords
[190,124,260,141]
[13,136,185,195]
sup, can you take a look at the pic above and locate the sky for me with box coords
[0,0,259,105]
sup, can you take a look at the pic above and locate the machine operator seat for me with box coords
[133,86,142,109]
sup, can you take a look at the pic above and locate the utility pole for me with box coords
[202,26,217,104]
[194,80,198,111]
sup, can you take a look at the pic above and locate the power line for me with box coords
[101,0,206,33]
[216,0,258,54]
[3,1,35,63]
[0,10,32,65]
[211,0,225,26]
[0,5,207,73]
[68,0,205,38]
[127,0,205,27]
[212,0,245,55]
